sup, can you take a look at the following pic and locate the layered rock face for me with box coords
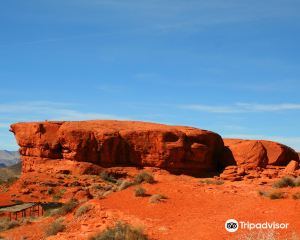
[10,120,224,175]
[221,139,299,169]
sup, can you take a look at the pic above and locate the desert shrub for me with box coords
[75,204,91,217]
[258,190,268,197]
[294,177,300,187]
[134,172,155,184]
[272,177,296,188]
[149,194,167,203]
[45,218,65,236]
[258,190,285,200]
[51,198,78,216]
[117,180,133,191]
[52,189,66,201]
[47,187,54,195]
[200,179,224,185]
[269,191,284,199]
[134,187,147,197]
[99,172,117,183]
[292,192,300,200]
[90,222,148,240]
[0,217,20,231]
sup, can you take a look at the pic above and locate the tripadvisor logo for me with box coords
[225,219,239,233]
[225,219,289,233]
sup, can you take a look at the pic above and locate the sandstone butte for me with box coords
[10,120,299,175]
[10,120,224,176]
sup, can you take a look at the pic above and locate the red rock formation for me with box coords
[10,120,224,176]
[221,139,299,169]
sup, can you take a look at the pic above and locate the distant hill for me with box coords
[0,150,20,167]
[0,162,21,181]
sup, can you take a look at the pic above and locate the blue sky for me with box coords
[1,0,300,151]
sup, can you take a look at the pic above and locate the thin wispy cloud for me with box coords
[0,101,123,122]
[181,103,300,113]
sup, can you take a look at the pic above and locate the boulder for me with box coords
[284,160,299,173]
[220,139,299,170]
[10,120,224,176]
[220,139,268,169]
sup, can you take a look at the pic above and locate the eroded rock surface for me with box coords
[10,120,224,175]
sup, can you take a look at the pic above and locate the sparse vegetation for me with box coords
[47,187,54,195]
[134,172,155,184]
[292,192,300,200]
[258,190,285,200]
[75,204,91,217]
[0,217,20,231]
[99,172,117,183]
[199,179,224,185]
[117,180,133,191]
[45,218,65,236]
[272,177,296,188]
[52,189,66,201]
[90,222,148,240]
[50,198,79,216]
[134,187,147,197]
[149,194,167,203]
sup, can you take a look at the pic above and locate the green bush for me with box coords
[134,172,155,184]
[90,222,148,240]
[45,218,65,236]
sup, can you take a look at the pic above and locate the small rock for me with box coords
[284,160,299,173]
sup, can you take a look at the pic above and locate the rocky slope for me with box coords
[10,120,224,176]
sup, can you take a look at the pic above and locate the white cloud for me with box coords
[181,103,300,113]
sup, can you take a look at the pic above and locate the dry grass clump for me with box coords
[52,189,66,201]
[149,194,167,203]
[134,172,155,184]
[134,187,147,197]
[117,180,134,191]
[90,222,148,240]
[99,172,117,184]
[292,192,300,200]
[272,176,300,188]
[258,190,285,200]
[75,204,91,217]
[0,217,20,231]
[200,179,224,185]
[50,198,78,216]
[45,217,65,236]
